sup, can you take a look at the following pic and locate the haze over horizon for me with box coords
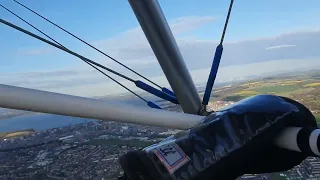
[1,0,319,97]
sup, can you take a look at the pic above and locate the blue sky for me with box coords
[0,0,320,96]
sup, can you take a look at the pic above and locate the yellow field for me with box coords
[234,90,258,96]
[0,129,35,139]
[304,82,320,87]
[4,131,32,138]
[240,81,264,87]
[279,80,304,85]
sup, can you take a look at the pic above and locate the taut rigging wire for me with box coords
[0,4,134,82]
[0,5,165,108]
[220,0,234,44]
[12,0,173,94]
[1,4,63,49]
[0,17,177,106]
[0,18,149,105]
[0,3,178,105]
[202,0,234,106]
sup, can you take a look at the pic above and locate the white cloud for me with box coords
[4,57,318,98]
[97,27,320,75]
[169,16,217,36]
[265,45,296,50]
[1,15,320,97]
[91,16,320,76]
[92,16,218,66]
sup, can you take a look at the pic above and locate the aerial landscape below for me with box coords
[0,70,319,180]
[1,0,319,179]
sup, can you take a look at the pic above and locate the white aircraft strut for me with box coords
[0,84,319,156]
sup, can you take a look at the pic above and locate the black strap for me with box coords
[297,127,314,155]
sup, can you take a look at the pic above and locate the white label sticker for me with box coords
[152,143,190,174]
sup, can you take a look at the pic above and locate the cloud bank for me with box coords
[1,16,320,97]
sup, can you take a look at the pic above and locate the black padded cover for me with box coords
[119,95,317,180]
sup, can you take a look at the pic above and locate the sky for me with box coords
[0,0,320,97]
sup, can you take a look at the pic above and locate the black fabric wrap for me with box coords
[118,95,317,180]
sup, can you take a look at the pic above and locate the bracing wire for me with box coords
[0,18,148,104]
[220,0,234,44]
[202,0,234,106]
[0,17,176,106]
[0,4,134,83]
[13,0,163,90]
[0,5,153,106]
[1,3,178,105]
[0,4,65,48]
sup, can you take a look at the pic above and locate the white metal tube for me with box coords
[128,0,202,115]
[274,127,320,155]
[0,84,318,155]
[0,84,203,129]
[274,127,301,152]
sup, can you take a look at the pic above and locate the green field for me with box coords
[212,72,320,122]
[316,114,320,122]
[251,84,300,94]
[0,132,7,138]
[223,95,245,102]
[222,84,303,101]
